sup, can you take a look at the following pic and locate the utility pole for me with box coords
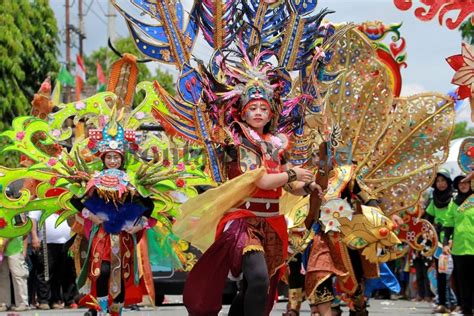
[69,0,86,56]
[78,0,85,56]
[65,0,71,102]
[65,0,71,71]
[107,1,117,66]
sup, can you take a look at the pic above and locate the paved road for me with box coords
[0,299,438,315]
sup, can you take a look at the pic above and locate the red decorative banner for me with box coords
[393,0,474,30]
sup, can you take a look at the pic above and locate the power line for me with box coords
[84,0,94,15]
[97,0,108,16]
[88,6,107,25]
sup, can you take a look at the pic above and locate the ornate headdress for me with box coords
[87,107,138,157]
[217,50,281,106]
[202,37,298,134]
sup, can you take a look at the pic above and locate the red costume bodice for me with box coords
[225,123,289,211]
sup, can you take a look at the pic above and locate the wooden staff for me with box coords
[42,224,49,282]
[304,141,331,229]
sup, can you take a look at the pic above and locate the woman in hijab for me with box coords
[443,175,473,316]
[426,168,453,314]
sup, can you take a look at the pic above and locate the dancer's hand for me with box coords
[68,170,90,181]
[125,225,143,235]
[81,208,103,225]
[292,166,314,183]
[442,245,451,255]
[391,214,403,229]
[309,182,324,198]
[31,236,41,251]
[461,169,473,183]
[89,213,104,225]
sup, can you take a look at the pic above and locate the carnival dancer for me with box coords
[179,65,321,315]
[280,193,314,316]
[442,174,474,316]
[283,179,402,316]
[285,25,455,315]
[109,1,454,315]
[0,75,210,316]
[110,1,330,312]
[283,245,307,316]
[61,104,207,316]
[67,111,207,316]
[308,186,395,316]
[69,122,155,316]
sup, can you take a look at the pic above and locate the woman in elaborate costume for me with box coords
[283,24,456,315]
[0,55,211,316]
[110,0,332,315]
[69,111,157,316]
[179,48,321,316]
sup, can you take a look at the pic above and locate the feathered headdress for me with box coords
[87,106,138,156]
[200,28,305,133]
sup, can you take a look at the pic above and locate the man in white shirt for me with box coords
[29,211,78,310]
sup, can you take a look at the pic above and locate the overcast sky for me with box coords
[50,0,472,124]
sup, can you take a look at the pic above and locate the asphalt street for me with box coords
[0,299,439,315]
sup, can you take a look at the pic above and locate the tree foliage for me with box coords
[83,37,176,96]
[452,121,474,140]
[459,21,474,44]
[0,0,59,131]
[0,0,59,167]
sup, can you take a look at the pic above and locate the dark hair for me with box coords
[453,175,472,206]
[432,173,452,189]
[453,175,466,191]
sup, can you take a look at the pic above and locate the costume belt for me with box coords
[232,197,280,215]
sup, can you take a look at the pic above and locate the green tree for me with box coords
[452,121,474,140]
[0,0,59,130]
[459,21,474,44]
[0,0,59,166]
[154,68,176,95]
[83,37,175,95]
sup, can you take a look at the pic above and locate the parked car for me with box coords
[152,242,238,305]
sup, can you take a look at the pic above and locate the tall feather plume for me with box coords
[193,0,243,49]
[242,0,287,52]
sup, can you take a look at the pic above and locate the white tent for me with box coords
[441,137,469,178]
